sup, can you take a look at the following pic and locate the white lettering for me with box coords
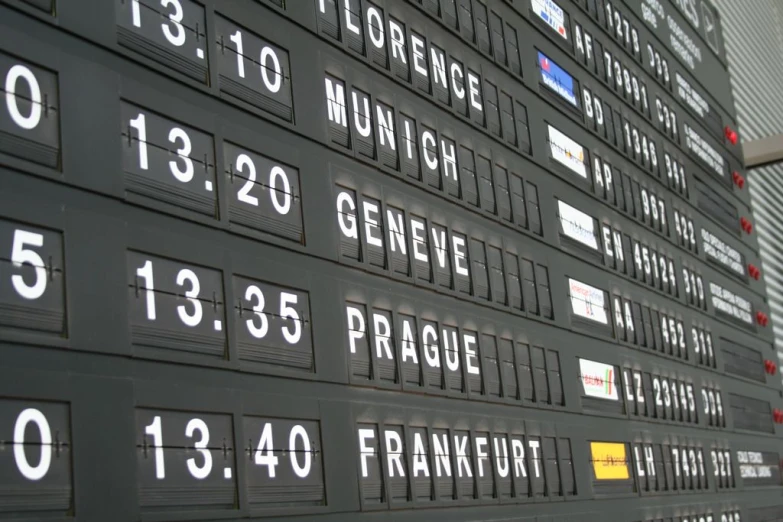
[422,130,438,170]
[413,432,430,477]
[366,7,384,49]
[358,428,375,477]
[455,435,472,477]
[463,333,480,375]
[452,235,469,277]
[384,430,405,477]
[475,436,489,477]
[684,124,725,178]
[401,318,418,363]
[346,305,365,353]
[494,437,510,478]
[512,438,527,478]
[376,104,395,150]
[259,47,282,93]
[344,0,360,35]
[635,446,646,477]
[603,226,613,257]
[709,282,753,324]
[441,139,457,180]
[433,433,451,477]
[411,218,428,262]
[467,72,483,111]
[411,34,428,77]
[431,228,447,268]
[422,324,440,367]
[352,91,372,138]
[387,209,406,254]
[529,440,541,478]
[325,78,347,127]
[372,313,394,360]
[431,47,446,88]
[645,445,655,476]
[403,119,415,159]
[450,62,465,99]
[336,191,357,239]
[443,328,460,372]
[389,20,407,64]
[363,201,383,247]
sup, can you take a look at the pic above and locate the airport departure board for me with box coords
[0,0,781,521]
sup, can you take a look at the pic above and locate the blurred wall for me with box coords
[713,0,783,376]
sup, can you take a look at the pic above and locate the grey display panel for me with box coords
[0,0,780,520]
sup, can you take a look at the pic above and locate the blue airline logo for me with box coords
[538,51,578,108]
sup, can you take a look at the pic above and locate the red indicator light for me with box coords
[725,126,738,145]
[733,171,745,189]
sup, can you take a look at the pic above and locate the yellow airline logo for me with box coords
[590,442,630,480]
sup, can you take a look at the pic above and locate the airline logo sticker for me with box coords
[549,125,587,178]
[558,200,597,250]
[532,0,568,40]
[579,359,618,400]
[591,442,630,480]
[539,52,578,107]
[569,278,607,324]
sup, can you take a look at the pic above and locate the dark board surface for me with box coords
[0,0,780,520]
